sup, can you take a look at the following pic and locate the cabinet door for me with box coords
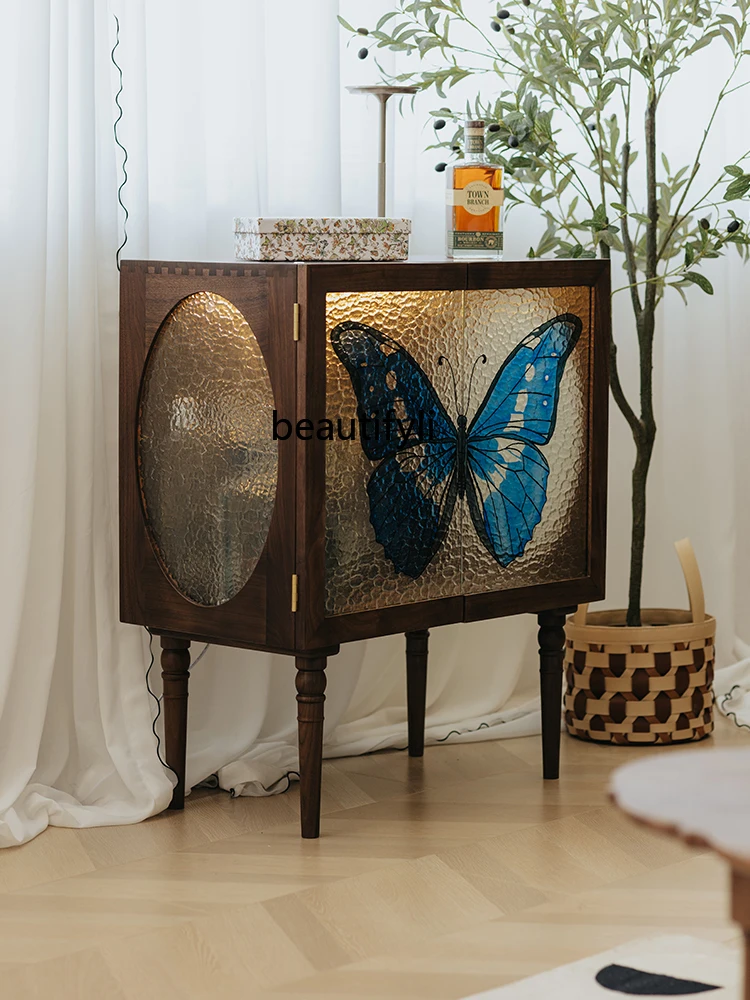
[120,261,297,651]
[296,263,466,648]
[462,263,608,620]
[461,284,592,596]
[324,287,466,618]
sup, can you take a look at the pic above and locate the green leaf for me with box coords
[683,271,714,295]
[688,33,718,54]
[375,11,399,31]
[596,229,623,250]
[669,282,689,305]
[725,164,745,177]
[337,15,355,32]
[535,225,560,257]
[593,203,608,228]
[718,25,737,51]
[523,93,539,119]
[725,175,750,200]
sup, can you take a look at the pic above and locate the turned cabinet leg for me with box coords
[296,654,327,839]
[160,635,191,809]
[537,608,574,780]
[405,629,429,757]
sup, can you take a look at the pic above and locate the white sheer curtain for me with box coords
[1,0,747,847]
[0,0,170,846]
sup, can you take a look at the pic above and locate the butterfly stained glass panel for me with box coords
[462,286,591,596]
[325,290,465,616]
[324,286,591,617]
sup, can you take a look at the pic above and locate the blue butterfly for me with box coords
[330,313,582,579]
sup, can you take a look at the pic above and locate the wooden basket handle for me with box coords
[570,538,705,626]
[674,537,705,623]
[572,603,589,625]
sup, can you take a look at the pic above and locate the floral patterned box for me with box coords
[234,217,411,262]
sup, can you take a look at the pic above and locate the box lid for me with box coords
[234,216,412,235]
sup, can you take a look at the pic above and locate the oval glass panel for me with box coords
[138,291,277,606]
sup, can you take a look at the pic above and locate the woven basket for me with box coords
[564,539,715,745]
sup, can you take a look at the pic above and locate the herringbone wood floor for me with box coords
[0,719,745,999]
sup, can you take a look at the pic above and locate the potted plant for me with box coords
[341,0,750,743]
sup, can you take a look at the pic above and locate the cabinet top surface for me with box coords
[121,256,609,270]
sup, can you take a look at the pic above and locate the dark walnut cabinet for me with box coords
[120,258,610,837]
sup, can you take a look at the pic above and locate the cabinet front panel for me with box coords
[138,291,278,607]
[324,284,592,618]
[325,290,465,616]
[462,286,591,595]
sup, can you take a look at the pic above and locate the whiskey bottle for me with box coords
[446,120,503,259]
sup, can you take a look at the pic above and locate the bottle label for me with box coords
[450,180,504,216]
[463,122,485,155]
[450,231,504,251]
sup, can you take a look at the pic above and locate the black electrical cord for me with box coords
[371,719,494,754]
[436,720,492,742]
[144,629,178,780]
[143,628,209,781]
[111,14,129,270]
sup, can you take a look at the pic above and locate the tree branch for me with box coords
[619,141,643,320]
[643,91,659,321]
[609,340,641,441]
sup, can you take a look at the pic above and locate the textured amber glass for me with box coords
[462,287,591,594]
[324,287,591,617]
[325,291,464,616]
[138,292,277,606]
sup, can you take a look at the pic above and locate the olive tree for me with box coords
[341,0,750,624]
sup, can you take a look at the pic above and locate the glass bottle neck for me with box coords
[463,128,485,163]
